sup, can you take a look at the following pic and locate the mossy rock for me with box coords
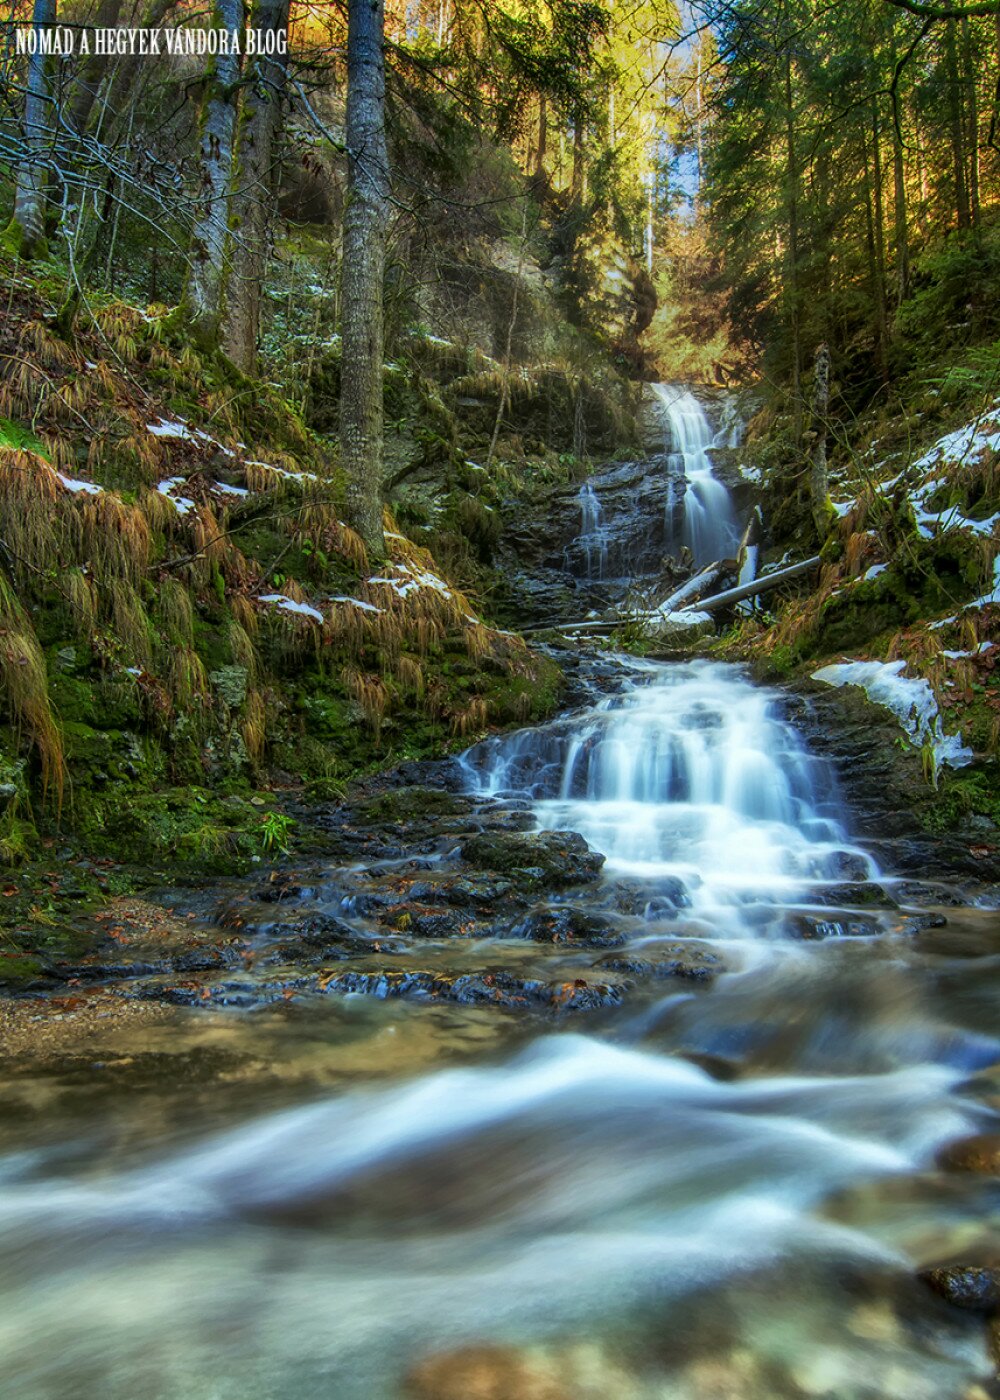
[459,830,605,886]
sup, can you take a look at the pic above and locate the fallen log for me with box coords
[675,555,822,615]
[653,559,729,616]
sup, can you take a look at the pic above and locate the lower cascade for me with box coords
[462,659,873,936]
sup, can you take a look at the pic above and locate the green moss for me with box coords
[919,767,1000,834]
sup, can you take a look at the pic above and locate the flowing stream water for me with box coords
[1,399,997,1399]
[652,384,741,565]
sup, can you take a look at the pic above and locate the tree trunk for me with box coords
[341,0,390,558]
[809,341,831,540]
[781,9,802,432]
[535,95,547,179]
[222,0,290,373]
[960,15,981,231]
[944,18,970,230]
[185,0,244,344]
[6,0,57,259]
[888,19,910,305]
[869,102,889,377]
[570,113,585,202]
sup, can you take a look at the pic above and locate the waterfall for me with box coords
[461,660,873,937]
[575,481,608,580]
[652,384,739,564]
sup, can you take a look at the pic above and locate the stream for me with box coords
[1,393,998,1399]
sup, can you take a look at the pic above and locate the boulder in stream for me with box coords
[459,830,605,886]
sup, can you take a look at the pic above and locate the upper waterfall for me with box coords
[652,384,740,565]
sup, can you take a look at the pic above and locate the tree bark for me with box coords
[6,0,57,259]
[185,0,244,344]
[781,6,802,432]
[960,14,981,230]
[675,556,822,616]
[869,101,889,376]
[944,18,970,229]
[809,341,831,539]
[341,0,390,558]
[222,0,290,373]
[888,19,911,304]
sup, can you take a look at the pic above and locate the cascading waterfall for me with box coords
[653,384,740,564]
[575,480,608,580]
[462,659,874,937]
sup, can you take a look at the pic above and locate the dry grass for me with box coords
[344,667,388,737]
[106,579,153,670]
[0,577,65,800]
[451,696,489,737]
[156,576,195,647]
[241,688,266,762]
[0,447,65,576]
[81,492,151,586]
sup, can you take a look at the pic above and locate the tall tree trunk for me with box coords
[222,0,290,373]
[185,0,244,344]
[341,0,390,558]
[570,113,585,202]
[870,100,889,377]
[944,18,970,230]
[6,0,57,259]
[960,15,981,231]
[888,66,910,302]
[66,0,123,134]
[809,342,831,540]
[861,136,887,381]
[535,95,547,179]
[782,13,802,432]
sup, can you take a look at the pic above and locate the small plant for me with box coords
[259,810,294,855]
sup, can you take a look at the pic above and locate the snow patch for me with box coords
[57,473,102,495]
[258,594,325,624]
[812,658,973,770]
[156,477,195,515]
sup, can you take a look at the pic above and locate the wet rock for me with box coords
[321,967,623,1012]
[919,1266,1000,1313]
[811,881,898,908]
[510,906,626,947]
[459,830,604,886]
[264,912,362,947]
[595,940,723,981]
[404,1343,571,1400]
[251,875,303,903]
[786,915,882,940]
[894,881,970,907]
[439,877,516,908]
[894,912,948,935]
[937,1133,1000,1175]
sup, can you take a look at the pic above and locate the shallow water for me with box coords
[1,659,998,1399]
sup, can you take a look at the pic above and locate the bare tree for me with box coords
[5,0,57,258]
[340,0,390,557]
[222,0,291,373]
[185,0,244,344]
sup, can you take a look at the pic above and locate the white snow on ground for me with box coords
[258,594,325,624]
[812,659,973,770]
[57,473,102,495]
[862,563,887,581]
[889,404,1000,540]
[941,641,995,659]
[214,481,249,497]
[156,477,195,515]
[329,596,381,614]
[147,418,198,441]
[368,562,455,600]
[245,459,319,484]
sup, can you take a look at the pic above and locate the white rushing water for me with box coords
[462,659,874,937]
[575,480,608,580]
[653,384,740,564]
